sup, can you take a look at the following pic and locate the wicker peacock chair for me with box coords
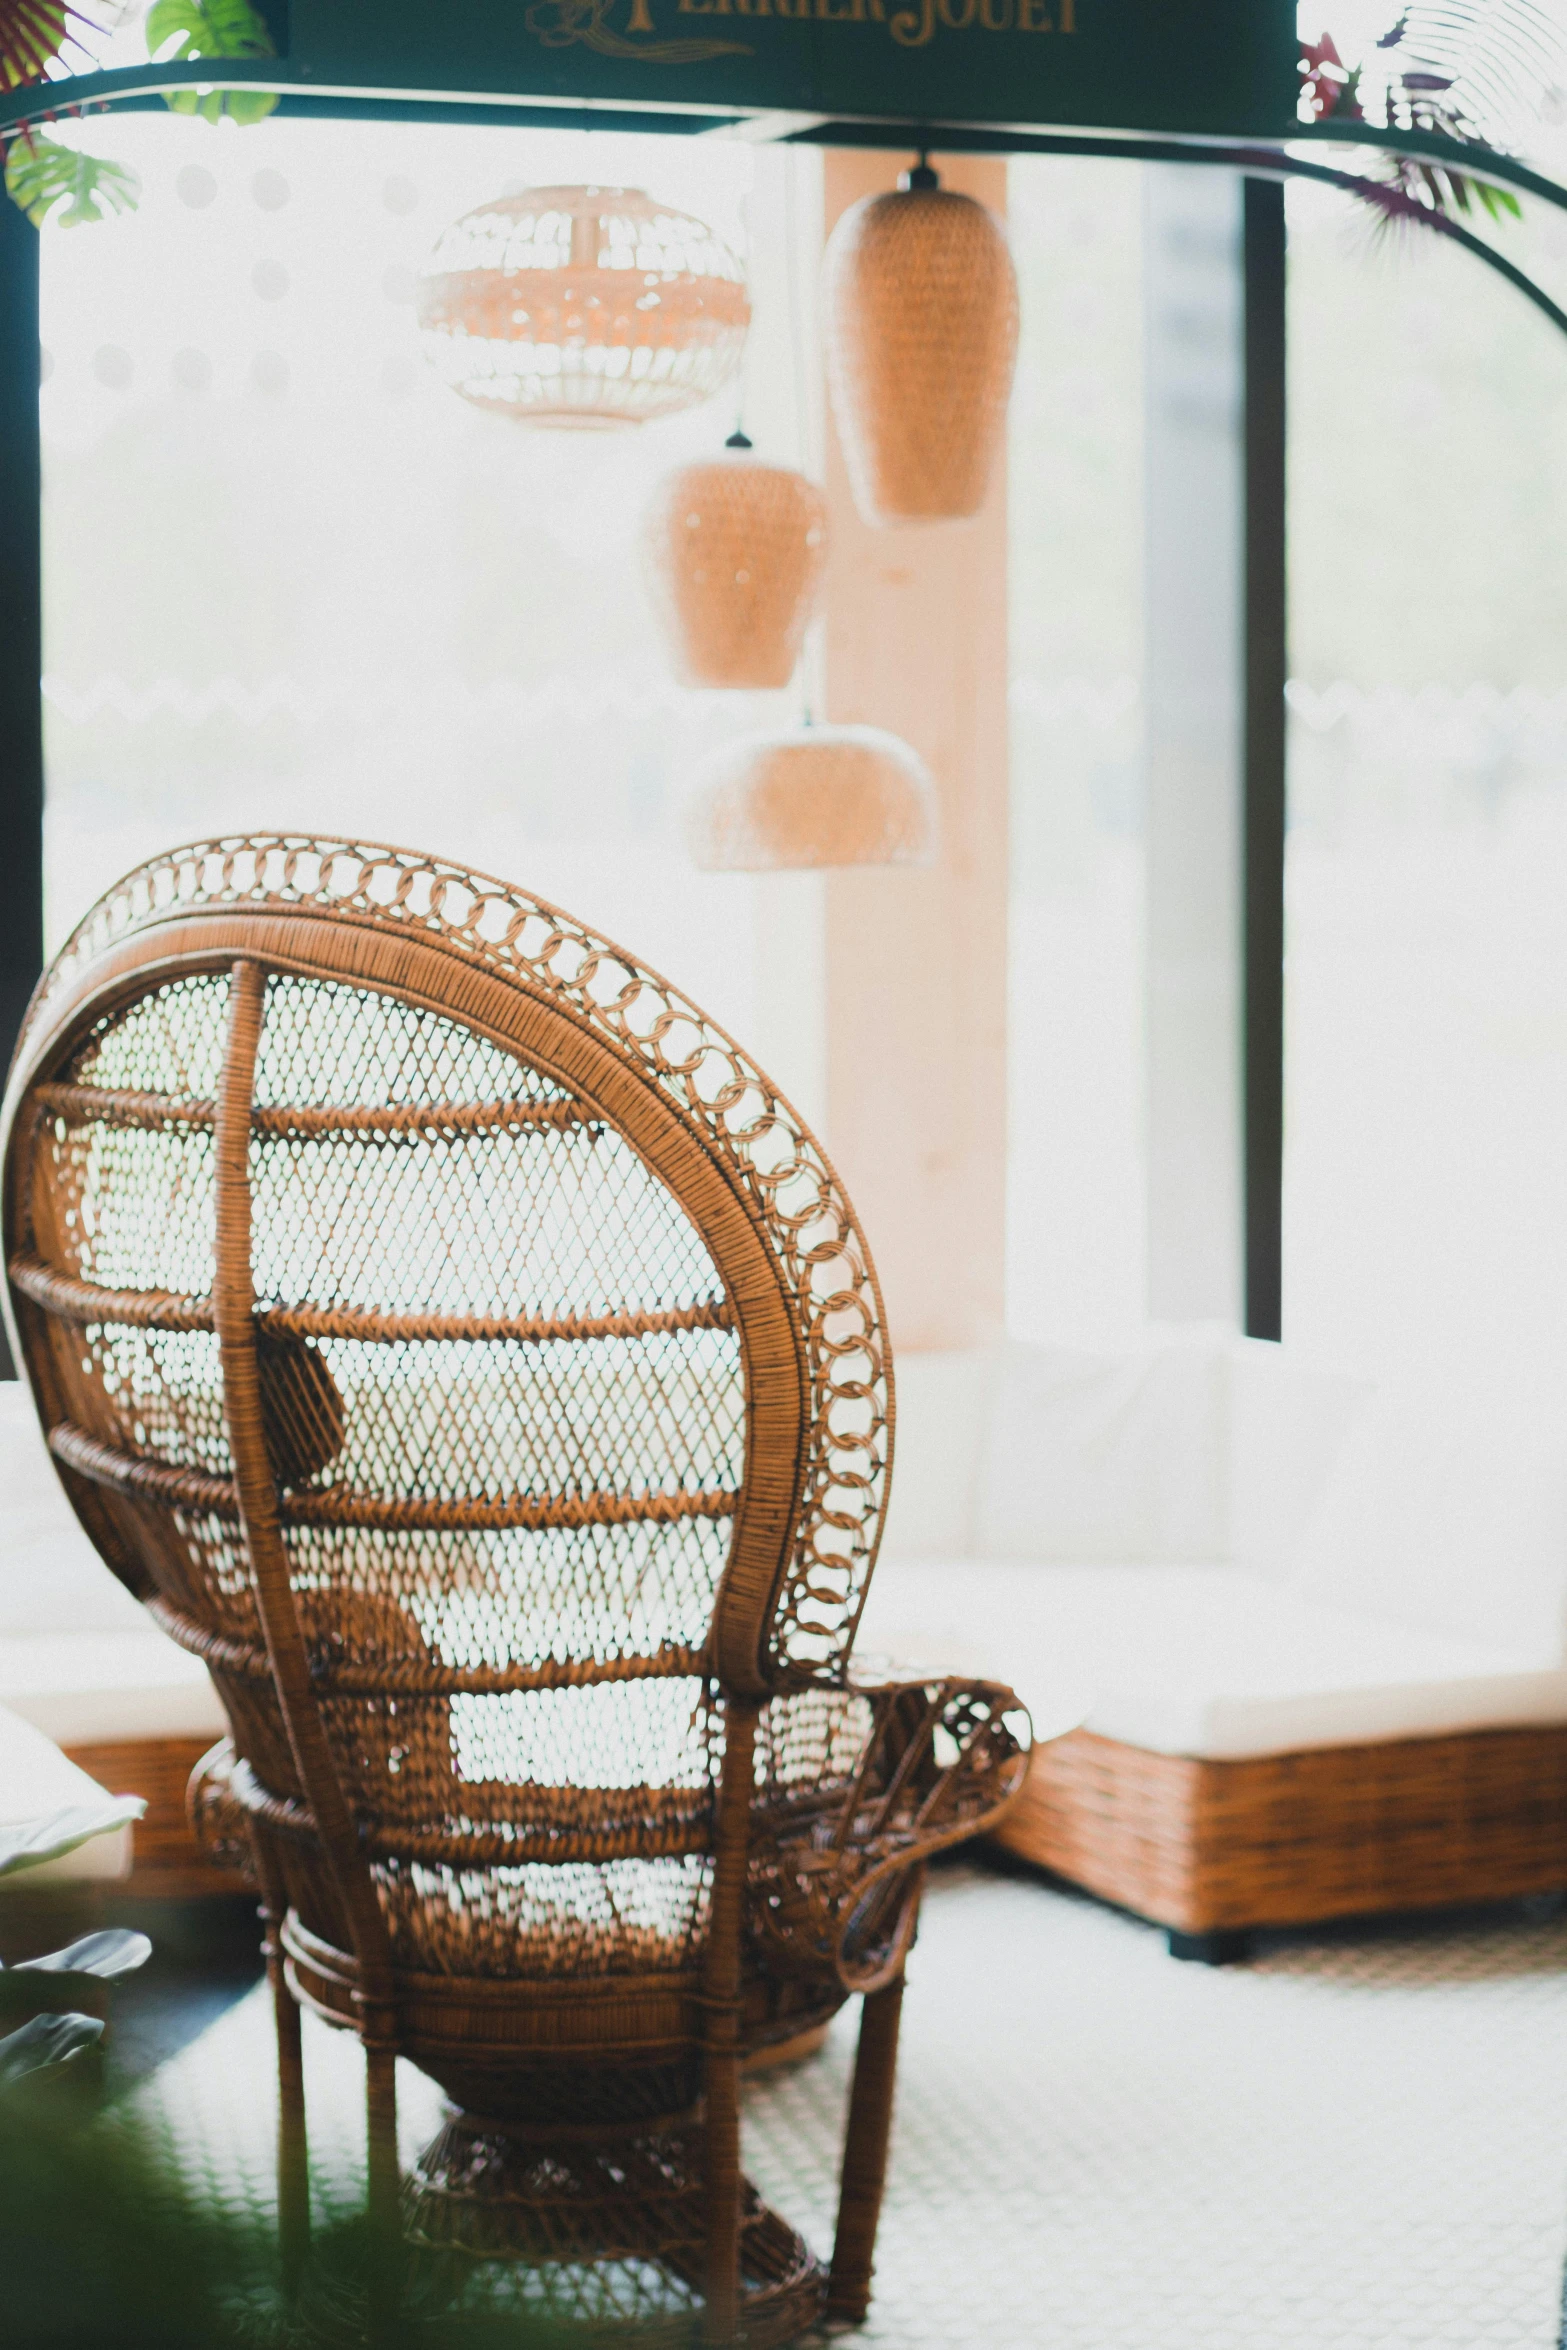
[0,837,1030,2343]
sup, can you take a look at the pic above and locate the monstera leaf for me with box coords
[145,0,278,122]
[0,2009,103,2092]
[4,132,139,225]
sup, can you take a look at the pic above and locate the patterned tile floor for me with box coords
[125,1864,1567,2348]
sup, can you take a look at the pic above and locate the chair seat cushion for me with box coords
[855,1560,1567,1760]
[0,1630,229,1745]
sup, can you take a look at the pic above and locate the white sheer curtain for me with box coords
[1284,154,1567,1394]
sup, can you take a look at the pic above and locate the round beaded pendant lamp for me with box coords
[416,185,750,428]
[823,159,1019,526]
[643,433,829,689]
[686,723,937,871]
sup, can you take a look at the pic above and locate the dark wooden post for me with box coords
[1242,176,1287,1343]
[0,192,43,1378]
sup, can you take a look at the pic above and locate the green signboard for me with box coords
[0,0,1302,142]
[274,0,1301,139]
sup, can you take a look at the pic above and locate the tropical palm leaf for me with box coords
[1382,1,1562,142]
[145,0,278,122]
[4,131,140,225]
[1308,1,1561,230]
[0,0,69,93]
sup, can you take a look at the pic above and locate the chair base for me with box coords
[385,2110,826,2345]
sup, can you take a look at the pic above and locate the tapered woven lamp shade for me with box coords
[824,171,1018,525]
[644,444,828,689]
[686,724,936,871]
[417,185,750,427]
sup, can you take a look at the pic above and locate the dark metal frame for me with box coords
[1243,179,1286,1343]
[1,73,1563,1348]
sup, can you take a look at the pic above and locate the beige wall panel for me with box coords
[821,150,1010,1354]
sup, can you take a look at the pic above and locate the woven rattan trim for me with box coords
[367,1813,713,1866]
[220,1751,710,1865]
[15,838,890,1686]
[11,1253,735,1349]
[32,1080,599,1139]
[11,1255,213,1332]
[221,1750,318,1841]
[48,1419,739,1533]
[281,1909,703,2012]
[142,1593,275,1681]
[218,1767,711,1868]
[145,1591,704,1695]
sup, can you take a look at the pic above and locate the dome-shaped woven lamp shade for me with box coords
[824,176,1018,525]
[686,724,936,870]
[643,448,828,689]
[416,185,750,428]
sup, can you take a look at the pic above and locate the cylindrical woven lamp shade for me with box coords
[643,455,828,689]
[686,725,936,871]
[417,186,750,428]
[824,184,1018,525]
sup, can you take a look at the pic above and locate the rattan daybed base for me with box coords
[993,1721,1567,1960]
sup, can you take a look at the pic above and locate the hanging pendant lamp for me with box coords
[823,159,1018,526]
[643,432,829,690]
[685,724,936,872]
[416,185,750,428]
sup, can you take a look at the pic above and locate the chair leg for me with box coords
[269,1932,310,2298]
[827,1973,906,2326]
[254,1857,310,2301]
[365,2038,401,2339]
[702,2026,744,2346]
[701,1697,759,2346]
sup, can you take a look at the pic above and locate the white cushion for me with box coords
[1290,1381,1567,1661]
[854,1558,1567,1760]
[1225,1340,1369,1579]
[0,1381,147,1636]
[0,1631,228,1745]
[0,1702,140,1886]
[880,1347,997,1559]
[973,1335,1229,1563]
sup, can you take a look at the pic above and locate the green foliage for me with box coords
[0,2084,572,2347]
[0,2009,103,2088]
[4,134,140,227]
[145,0,279,124]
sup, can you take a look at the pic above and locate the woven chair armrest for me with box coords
[187,1737,260,1887]
[831,1663,1032,1862]
[750,1672,1030,1991]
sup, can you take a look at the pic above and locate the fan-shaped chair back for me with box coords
[2,839,1025,2344]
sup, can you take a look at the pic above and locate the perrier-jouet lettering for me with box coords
[675,0,1074,35]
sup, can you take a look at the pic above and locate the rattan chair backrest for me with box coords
[2,841,893,1984]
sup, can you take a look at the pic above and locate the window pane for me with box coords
[1007,154,1144,1342]
[1285,174,1567,1389]
[40,117,820,1075]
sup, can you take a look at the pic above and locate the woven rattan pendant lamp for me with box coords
[416,185,750,427]
[824,158,1018,525]
[686,723,936,870]
[643,431,829,689]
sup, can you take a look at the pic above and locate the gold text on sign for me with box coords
[675,0,1075,35]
